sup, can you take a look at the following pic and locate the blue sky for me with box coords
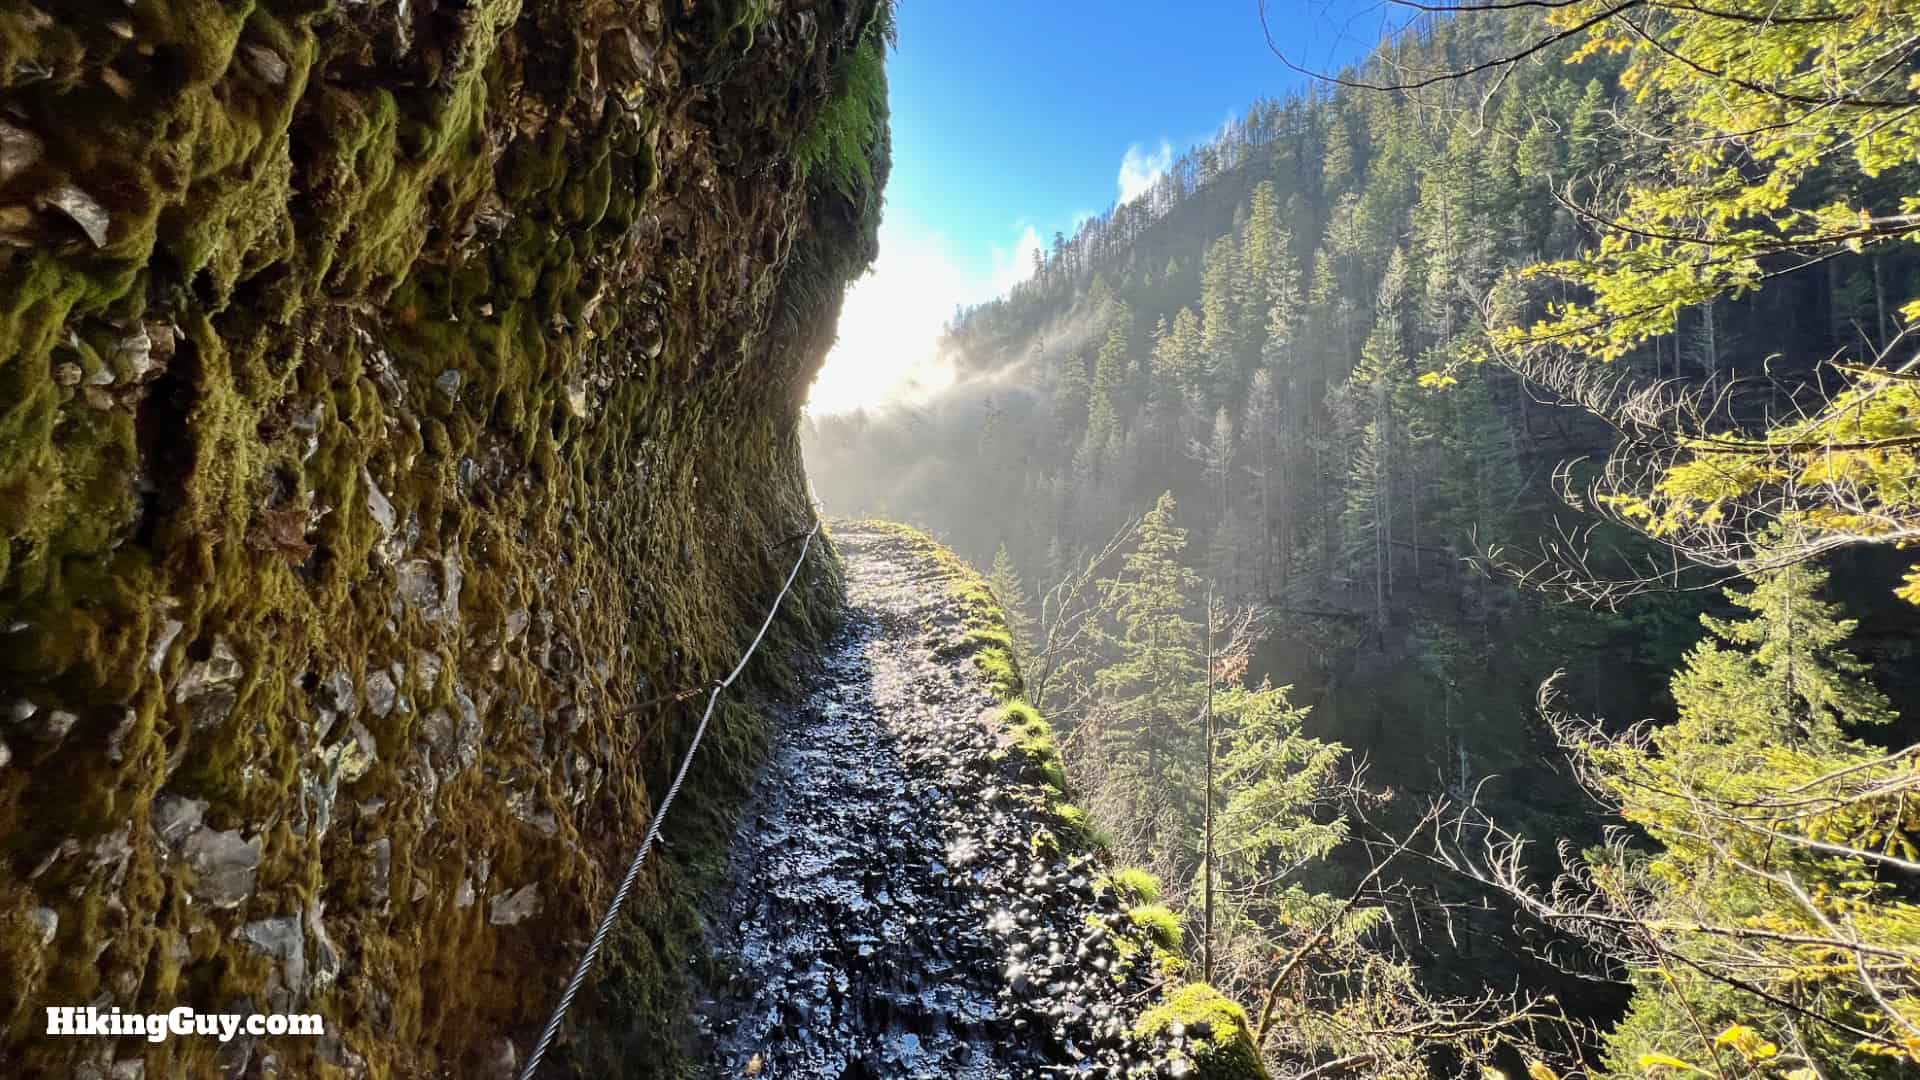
[808,1,1386,414]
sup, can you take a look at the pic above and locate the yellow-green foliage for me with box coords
[1134,983,1266,1080]
[1128,903,1183,951]
[1103,867,1164,905]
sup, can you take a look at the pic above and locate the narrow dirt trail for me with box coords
[691,524,1182,1079]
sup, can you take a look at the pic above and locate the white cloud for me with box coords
[1117,139,1173,204]
[988,224,1044,297]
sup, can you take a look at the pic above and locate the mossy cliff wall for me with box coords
[0,1,887,1075]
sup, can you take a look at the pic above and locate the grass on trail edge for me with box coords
[839,519,1268,1080]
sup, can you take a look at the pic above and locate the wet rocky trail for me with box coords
[690,524,1207,1078]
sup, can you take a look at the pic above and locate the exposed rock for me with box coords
[507,788,560,838]
[367,838,392,903]
[307,903,342,994]
[28,906,57,947]
[451,685,482,771]
[182,827,261,909]
[42,183,110,247]
[314,667,355,743]
[479,1037,519,1080]
[241,915,304,1011]
[240,44,289,87]
[363,469,401,562]
[297,765,337,839]
[148,618,183,674]
[364,670,398,718]
[413,649,442,692]
[419,709,453,772]
[0,738,11,769]
[213,999,255,1078]
[395,559,439,615]
[105,708,136,763]
[434,369,463,399]
[315,1034,368,1078]
[173,637,243,731]
[187,688,237,732]
[151,794,208,848]
[503,607,531,643]
[114,325,154,381]
[454,878,475,908]
[325,722,378,785]
[488,883,541,926]
[0,118,42,185]
[440,547,464,626]
[173,636,244,728]
[42,709,77,743]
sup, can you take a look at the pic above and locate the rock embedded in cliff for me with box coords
[29,906,58,947]
[488,884,541,926]
[42,708,77,743]
[315,668,356,742]
[182,827,262,909]
[368,838,392,903]
[239,44,289,87]
[364,670,398,718]
[0,119,41,185]
[324,722,378,785]
[174,637,244,718]
[307,903,342,995]
[148,618,183,675]
[241,915,305,1011]
[152,795,208,848]
[395,560,439,614]
[41,183,109,247]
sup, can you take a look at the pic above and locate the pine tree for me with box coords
[1594,565,1910,1079]
[987,543,1036,676]
[1093,492,1207,860]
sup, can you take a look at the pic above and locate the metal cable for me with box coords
[518,518,821,1080]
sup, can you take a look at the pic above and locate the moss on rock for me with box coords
[0,0,889,1075]
[1135,983,1267,1080]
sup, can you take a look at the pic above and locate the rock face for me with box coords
[0,1,882,1074]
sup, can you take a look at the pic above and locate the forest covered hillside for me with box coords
[806,4,1920,1076]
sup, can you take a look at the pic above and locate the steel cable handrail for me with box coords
[518,517,822,1079]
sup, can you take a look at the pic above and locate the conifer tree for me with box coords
[987,543,1036,675]
[1585,565,1914,1078]
[1093,492,1207,860]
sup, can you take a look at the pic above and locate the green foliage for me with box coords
[1215,682,1347,880]
[1104,866,1165,905]
[793,9,893,205]
[1584,565,1920,1077]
